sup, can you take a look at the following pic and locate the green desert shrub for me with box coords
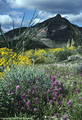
[67,55,82,61]
[77,46,82,55]
[76,63,82,73]
[54,49,75,61]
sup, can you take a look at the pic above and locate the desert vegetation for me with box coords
[0,44,82,120]
[0,14,82,120]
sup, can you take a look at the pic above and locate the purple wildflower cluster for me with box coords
[68,100,72,107]
[6,73,82,119]
[62,115,68,120]
[7,75,65,115]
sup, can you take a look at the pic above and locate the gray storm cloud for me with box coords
[6,0,82,14]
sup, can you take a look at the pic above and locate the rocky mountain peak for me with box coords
[55,14,61,19]
[0,14,82,49]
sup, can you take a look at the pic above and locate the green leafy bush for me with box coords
[54,49,75,61]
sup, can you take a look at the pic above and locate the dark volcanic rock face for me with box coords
[0,14,82,49]
[35,14,82,47]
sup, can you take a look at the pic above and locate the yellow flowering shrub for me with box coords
[68,46,75,51]
[0,46,76,75]
[17,54,32,65]
[32,49,47,63]
[6,66,10,71]
[24,49,34,58]
[0,47,32,72]
[35,49,47,54]
[0,72,4,77]
[48,48,64,53]
[0,72,5,81]
[0,58,6,66]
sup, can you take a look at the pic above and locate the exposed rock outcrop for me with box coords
[0,14,82,49]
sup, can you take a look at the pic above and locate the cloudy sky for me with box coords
[0,0,82,32]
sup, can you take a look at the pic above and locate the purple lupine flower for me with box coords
[26,100,30,108]
[16,85,20,90]
[34,86,38,91]
[53,96,58,101]
[22,93,27,99]
[68,100,72,107]
[80,73,82,76]
[59,101,63,105]
[19,101,22,105]
[62,115,68,120]
[20,80,23,83]
[34,107,37,112]
[56,113,59,117]
[29,89,32,93]
[55,95,58,100]
[52,76,55,81]
[53,89,56,92]
[76,88,81,93]
[52,93,55,97]
[58,87,62,92]
[53,80,58,86]
[35,97,39,104]
[10,90,15,95]
[60,94,63,97]
[31,90,35,95]
[79,81,81,84]
[47,89,51,94]
[55,92,58,96]
[79,97,82,100]
[73,81,77,85]
[37,77,40,81]
[49,100,53,104]
[50,86,53,90]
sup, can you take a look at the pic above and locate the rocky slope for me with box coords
[0,14,82,49]
[34,14,82,47]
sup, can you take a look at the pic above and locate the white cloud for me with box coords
[0,15,12,25]
[0,14,24,26]
[0,14,26,33]
[62,13,82,25]
[6,0,29,8]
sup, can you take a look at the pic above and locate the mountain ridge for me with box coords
[0,14,82,49]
